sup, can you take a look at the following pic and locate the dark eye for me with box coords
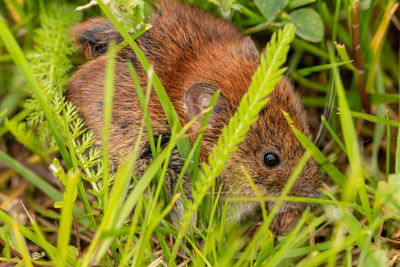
[262,151,280,168]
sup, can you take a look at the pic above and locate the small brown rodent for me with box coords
[67,0,320,233]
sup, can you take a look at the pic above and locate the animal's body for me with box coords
[67,0,320,233]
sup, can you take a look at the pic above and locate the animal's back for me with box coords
[68,0,260,160]
[133,0,260,121]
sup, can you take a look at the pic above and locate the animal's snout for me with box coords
[289,160,321,198]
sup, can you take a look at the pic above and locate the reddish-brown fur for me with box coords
[67,0,320,233]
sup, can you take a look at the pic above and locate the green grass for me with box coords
[0,0,399,266]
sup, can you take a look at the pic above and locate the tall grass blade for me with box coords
[283,111,345,186]
[0,16,72,167]
[12,223,33,267]
[330,44,371,219]
[348,110,400,127]
[56,172,79,267]
[321,116,347,154]
[396,47,400,173]
[102,42,118,207]
[386,110,391,179]
[0,150,62,202]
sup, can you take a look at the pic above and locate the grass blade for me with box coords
[396,47,400,173]
[348,110,400,127]
[321,115,347,154]
[386,110,391,179]
[0,151,62,201]
[0,16,72,167]
[0,150,89,224]
[296,61,352,76]
[102,42,118,207]
[56,172,79,267]
[330,44,371,220]
[283,111,345,186]
[12,223,33,267]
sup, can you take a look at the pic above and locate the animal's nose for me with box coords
[289,172,320,198]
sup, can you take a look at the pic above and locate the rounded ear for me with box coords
[71,18,121,59]
[184,81,222,121]
[242,36,259,57]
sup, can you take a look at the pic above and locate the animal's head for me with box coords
[183,77,321,234]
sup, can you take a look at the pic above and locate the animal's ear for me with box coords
[242,36,259,57]
[184,81,222,122]
[71,17,121,60]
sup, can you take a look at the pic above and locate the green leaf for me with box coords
[0,108,8,118]
[378,174,400,214]
[369,93,400,105]
[255,0,289,20]
[288,0,316,9]
[335,42,356,71]
[54,201,64,209]
[362,249,387,267]
[57,171,79,267]
[282,111,345,186]
[289,8,324,42]
[348,110,400,127]
[296,61,352,76]
[321,116,347,155]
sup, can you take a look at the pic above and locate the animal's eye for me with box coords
[262,151,280,169]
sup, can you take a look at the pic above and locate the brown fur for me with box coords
[67,0,320,234]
